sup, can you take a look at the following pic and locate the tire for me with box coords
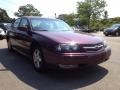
[104,32,109,36]
[115,32,119,36]
[32,47,46,72]
[105,34,109,36]
[7,39,13,52]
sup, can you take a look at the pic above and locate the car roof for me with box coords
[21,16,60,21]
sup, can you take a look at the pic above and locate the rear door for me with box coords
[8,18,21,48]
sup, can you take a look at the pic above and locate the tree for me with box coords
[58,13,76,26]
[77,0,107,29]
[15,4,42,17]
[0,8,11,22]
[77,2,91,27]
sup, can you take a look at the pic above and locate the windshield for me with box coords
[30,19,73,31]
[110,24,120,29]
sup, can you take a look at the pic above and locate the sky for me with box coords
[0,0,119,18]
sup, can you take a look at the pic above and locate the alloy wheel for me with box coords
[33,49,42,69]
[115,32,119,36]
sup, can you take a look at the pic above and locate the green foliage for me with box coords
[77,1,91,26]
[15,4,42,17]
[0,8,11,22]
[58,13,76,26]
[77,0,107,28]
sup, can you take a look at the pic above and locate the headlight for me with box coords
[56,43,79,52]
[103,40,107,47]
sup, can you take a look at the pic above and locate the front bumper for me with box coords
[43,46,111,65]
[0,31,6,39]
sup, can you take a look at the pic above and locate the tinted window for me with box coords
[13,19,21,28]
[20,19,28,27]
[0,24,6,30]
[110,24,120,29]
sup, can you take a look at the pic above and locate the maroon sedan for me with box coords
[7,16,111,71]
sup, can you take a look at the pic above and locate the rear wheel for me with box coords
[32,47,46,72]
[115,32,119,36]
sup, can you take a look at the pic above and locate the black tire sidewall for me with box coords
[105,34,108,36]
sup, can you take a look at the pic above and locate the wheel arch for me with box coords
[30,40,44,58]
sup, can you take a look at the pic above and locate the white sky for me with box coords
[0,0,119,18]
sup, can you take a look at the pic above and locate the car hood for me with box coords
[34,31,103,44]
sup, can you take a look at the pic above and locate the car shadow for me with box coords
[0,48,108,90]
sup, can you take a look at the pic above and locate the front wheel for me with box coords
[32,47,46,72]
[115,32,119,36]
[105,34,109,36]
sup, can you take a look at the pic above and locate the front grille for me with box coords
[82,43,104,52]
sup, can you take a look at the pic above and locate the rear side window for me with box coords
[13,19,21,28]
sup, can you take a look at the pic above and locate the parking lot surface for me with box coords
[0,32,120,90]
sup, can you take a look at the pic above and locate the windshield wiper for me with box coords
[40,29,48,31]
[34,29,48,31]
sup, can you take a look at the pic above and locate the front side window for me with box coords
[19,19,28,27]
[30,19,73,31]
[13,19,21,28]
